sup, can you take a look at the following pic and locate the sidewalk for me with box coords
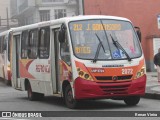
[144,72,160,99]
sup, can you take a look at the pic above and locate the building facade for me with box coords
[0,0,18,32]
[10,0,78,26]
[83,0,160,72]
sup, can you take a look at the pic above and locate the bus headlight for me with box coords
[135,67,146,79]
[79,71,84,76]
[84,74,90,79]
[136,72,141,78]
[77,68,93,81]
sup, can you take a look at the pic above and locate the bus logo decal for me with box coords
[112,76,118,81]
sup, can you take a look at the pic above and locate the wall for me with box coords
[0,0,11,22]
[84,0,160,71]
[0,0,18,31]
[39,5,76,20]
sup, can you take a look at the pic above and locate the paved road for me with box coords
[0,80,159,120]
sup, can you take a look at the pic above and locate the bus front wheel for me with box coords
[64,85,77,109]
[124,96,140,106]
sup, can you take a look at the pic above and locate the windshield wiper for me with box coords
[110,34,132,61]
[95,33,106,53]
[93,33,106,63]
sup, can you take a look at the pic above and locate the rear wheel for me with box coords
[5,79,11,86]
[124,96,140,106]
[64,85,78,109]
[27,83,44,101]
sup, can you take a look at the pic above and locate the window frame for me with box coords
[69,19,143,61]
[0,36,6,54]
[54,9,66,19]
[28,29,39,59]
[0,36,3,53]
[38,26,50,59]
[8,32,12,61]
[60,29,71,66]
[39,10,50,22]
[21,30,29,59]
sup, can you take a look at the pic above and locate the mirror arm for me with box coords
[134,26,142,42]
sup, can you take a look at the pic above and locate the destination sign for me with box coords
[75,47,91,54]
[73,24,121,31]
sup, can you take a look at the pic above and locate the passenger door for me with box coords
[12,34,21,89]
[51,28,61,93]
[51,25,71,94]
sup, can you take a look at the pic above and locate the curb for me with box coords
[143,93,160,100]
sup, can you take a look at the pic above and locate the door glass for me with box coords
[60,32,71,65]
[14,35,20,78]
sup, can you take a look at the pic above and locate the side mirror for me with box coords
[58,24,66,43]
[134,26,141,42]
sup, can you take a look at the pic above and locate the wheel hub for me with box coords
[67,90,73,103]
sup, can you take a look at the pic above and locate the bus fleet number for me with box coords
[122,69,133,75]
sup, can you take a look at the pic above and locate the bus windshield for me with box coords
[69,19,142,60]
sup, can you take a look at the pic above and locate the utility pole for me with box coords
[76,0,80,15]
[6,7,9,29]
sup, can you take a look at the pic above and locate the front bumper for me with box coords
[74,75,146,100]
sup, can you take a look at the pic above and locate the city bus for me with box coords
[11,15,146,108]
[0,30,12,85]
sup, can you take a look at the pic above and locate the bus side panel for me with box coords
[29,80,41,93]
[20,78,25,91]
[20,78,53,95]
[19,59,52,95]
[4,51,8,80]
[3,34,11,82]
[0,54,5,79]
[39,81,53,95]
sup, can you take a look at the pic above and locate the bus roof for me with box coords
[11,15,131,33]
[60,15,130,22]
[0,30,11,37]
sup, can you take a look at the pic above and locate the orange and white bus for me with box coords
[11,15,146,108]
[0,30,12,85]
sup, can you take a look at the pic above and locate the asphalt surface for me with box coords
[0,77,160,120]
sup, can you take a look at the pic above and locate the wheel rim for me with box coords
[67,89,73,103]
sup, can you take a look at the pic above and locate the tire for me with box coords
[36,93,44,101]
[124,96,140,106]
[27,83,44,101]
[5,79,11,86]
[64,85,77,109]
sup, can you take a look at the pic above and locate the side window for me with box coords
[3,36,7,51]
[0,36,5,53]
[0,37,2,53]
[39,27,50,59]
[21,31,29,59]
[28,29,39,59]
[8,33,11,61]
[60,31,71,65]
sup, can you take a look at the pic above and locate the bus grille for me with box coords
[100,85,130,95]
[95,75,132,81]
